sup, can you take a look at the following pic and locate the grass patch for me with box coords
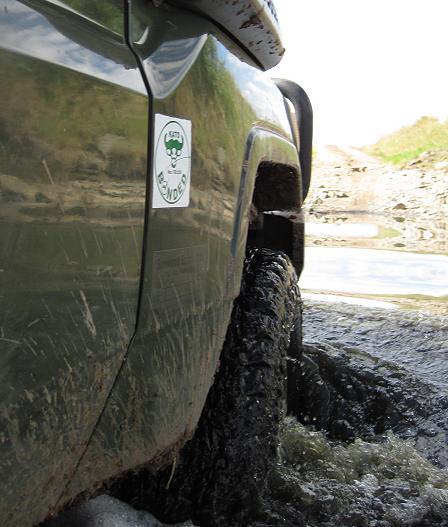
[366,116,448,165]
[375,226,401,239]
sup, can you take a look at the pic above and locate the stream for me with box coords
[278,146,448,526]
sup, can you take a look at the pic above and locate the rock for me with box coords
[393,203,407,210]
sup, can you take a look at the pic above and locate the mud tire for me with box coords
[146,248,301,525]
[112,249,302,525]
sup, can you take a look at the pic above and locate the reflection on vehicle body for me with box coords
[0,1,312,525]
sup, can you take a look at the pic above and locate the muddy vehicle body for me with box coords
[0,1,312,525]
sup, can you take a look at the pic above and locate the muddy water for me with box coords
[268,299,448,526]
[283,147,448,526]
[304,301,448,388]
[301,147,448,379]
[303,145,448,314]
[303,246,448,297]
[303,216,448,314]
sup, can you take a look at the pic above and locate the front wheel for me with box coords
[157,248,302,525]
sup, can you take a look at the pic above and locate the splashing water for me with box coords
[264,418,448,526]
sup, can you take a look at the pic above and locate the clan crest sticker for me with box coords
[152,114,192,208]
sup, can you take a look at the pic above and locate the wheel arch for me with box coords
[231,127,305,277]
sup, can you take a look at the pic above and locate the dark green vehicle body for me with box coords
[0,1,310,525]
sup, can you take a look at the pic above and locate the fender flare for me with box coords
[274,79,313,200]
[231,126,303,273]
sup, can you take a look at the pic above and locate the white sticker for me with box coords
[152,114,192,208]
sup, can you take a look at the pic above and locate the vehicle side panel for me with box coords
[63,2,300,504]
[0,1,147,525]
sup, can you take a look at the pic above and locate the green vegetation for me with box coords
[374,226,401,239]
[0,49,147,183]
[367,116,448,165]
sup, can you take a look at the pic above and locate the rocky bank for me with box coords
[306,146,448,254]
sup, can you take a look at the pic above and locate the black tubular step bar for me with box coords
[274,79,313,201]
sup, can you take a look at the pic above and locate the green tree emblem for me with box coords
[164,132,184,168]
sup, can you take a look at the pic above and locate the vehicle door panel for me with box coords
[0,1,147,524]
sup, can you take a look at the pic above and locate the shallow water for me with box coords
[302,214,448,314]
[301,246,448,297]
[302,292,397,310]
[306,222,380,238]
[295,205,448,525]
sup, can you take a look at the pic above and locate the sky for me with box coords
[269,0,448,146]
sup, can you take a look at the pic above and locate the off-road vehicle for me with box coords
[0,1,312,525]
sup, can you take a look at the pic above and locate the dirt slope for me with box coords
[305,146,448,254]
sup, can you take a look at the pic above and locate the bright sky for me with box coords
[270,0,448,146]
